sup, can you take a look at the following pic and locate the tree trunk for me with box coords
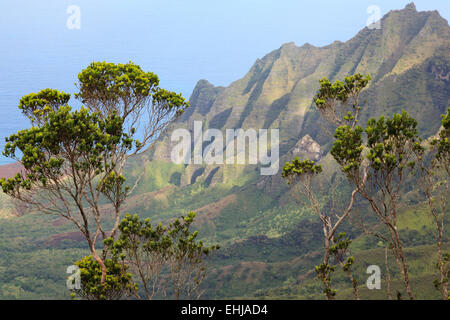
[437,239,449,300]
[385,246,392,300]
[393,229,414,300]
[90,244,107,284]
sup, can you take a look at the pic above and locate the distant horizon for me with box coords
[1,1,449,93]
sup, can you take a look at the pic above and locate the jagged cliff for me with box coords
[147,2,448,185]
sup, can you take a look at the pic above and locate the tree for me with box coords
[281,75,370,299]
[332,110,422,300]
[0,62,189,286]
[418,108,450,300]
[309,74,450,300]
[329,232,359,299]
[308,74,429,300]
[282,159,362,299]
[108,212,219,299]
[313,74,371,129]
[283,74,448,300]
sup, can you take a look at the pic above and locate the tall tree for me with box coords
[308,74,428,299]
[282,74,370,299]
[0,62,189,285]
[331,110,422,300]
[282,159,362,299]
[418,108,450,300]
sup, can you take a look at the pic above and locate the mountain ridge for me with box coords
[149,3,449,176]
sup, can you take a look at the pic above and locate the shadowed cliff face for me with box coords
[146,3,449,185]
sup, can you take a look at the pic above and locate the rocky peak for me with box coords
[405,3,417,11]
[290,135,321,160]
[184,79,224,118]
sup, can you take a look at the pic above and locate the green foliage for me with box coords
[77,61,158,96]
[330,233,352,255]
[0,61,189,201]
[70,255,136,300]
[18,89,71,125]
[0,106,128,193]
[76,61,188,118]
[366,110,420,172]
[432,108,450,171]
[330,233,355,273]
[433,252,450,292]
[329,110,422,183]
[331,125,364,174]
[313,74,371,127]
[314,74,371,108]
[314,263,336,298]
[107,212,219,299]
[282,158,322,183]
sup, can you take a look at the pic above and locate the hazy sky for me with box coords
[0,0,449,95]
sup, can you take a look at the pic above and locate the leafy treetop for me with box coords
[282,158,322,184]
[19,88,71,125]
[76,61,188,119]
[313,74,371,127]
